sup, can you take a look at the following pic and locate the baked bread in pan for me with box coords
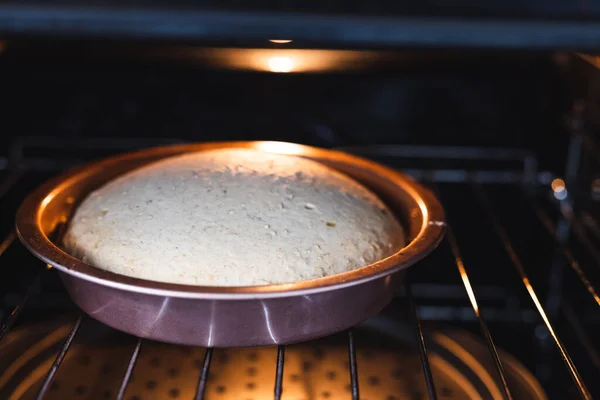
[64,148,404,286]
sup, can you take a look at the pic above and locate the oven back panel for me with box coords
[1,41,600,400]
[1,1,600,49]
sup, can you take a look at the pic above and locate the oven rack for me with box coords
[0,138,599,400]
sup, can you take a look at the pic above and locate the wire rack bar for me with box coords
[35,315,84,400]
[0,169,24,201]
[339,145,534,162]
[0,229,27,344]
[406,279,438,400]
[580,211,600,242]
[194,348,213,400]
[347,330,360,400]
[445,225,514,400]
[556,201,600,269]
[115,338,142,400]
[274,345,285,400]
[1,226,50,345]
[1,221,70,343]
[428,182,513,398]
[562,301,600,370]
[0,267,48,343]
[0,230,16,256]
[474,184,592,400]
[527,197,600,306]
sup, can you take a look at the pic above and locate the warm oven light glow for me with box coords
[177,48,386,73]
[551,178,567,200]
[269,39,293,44]
[267,56,294,73]
[551,178,565,192]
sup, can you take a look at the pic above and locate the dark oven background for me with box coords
[1,40,600,399]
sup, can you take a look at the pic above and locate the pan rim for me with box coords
[15,141,445,299]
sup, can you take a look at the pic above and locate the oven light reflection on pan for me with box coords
[253,141,306,155]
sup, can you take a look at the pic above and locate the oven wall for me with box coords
[0,41,573,174]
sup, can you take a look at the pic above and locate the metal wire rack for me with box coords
[0,137,599,400]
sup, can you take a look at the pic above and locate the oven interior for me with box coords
[0,39,599,400]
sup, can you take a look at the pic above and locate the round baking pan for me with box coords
[16,141,446,347]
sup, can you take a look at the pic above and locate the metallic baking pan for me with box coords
[16,141,445,347]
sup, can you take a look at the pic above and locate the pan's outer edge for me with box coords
[15,141,446,300]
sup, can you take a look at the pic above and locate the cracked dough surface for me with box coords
[64,148,405,286]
